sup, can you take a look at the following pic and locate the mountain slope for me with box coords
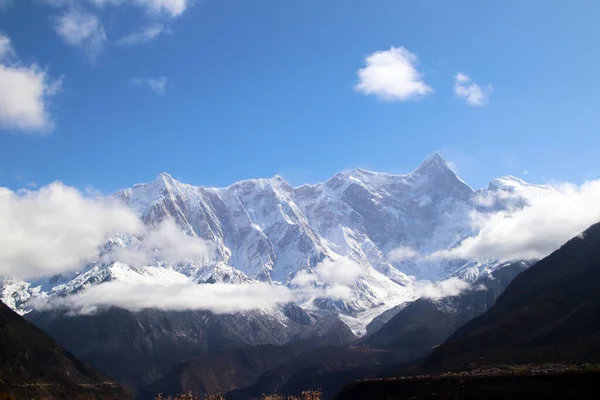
[137,323,355,400]
[225,262,529,400]
[0,300,131,400]
[425,221,600,369]
[363,261,530,350]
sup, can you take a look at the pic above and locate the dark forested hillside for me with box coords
[0,301,131,400]
[425,222,600,370]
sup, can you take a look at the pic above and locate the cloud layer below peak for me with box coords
[431,180,600,261]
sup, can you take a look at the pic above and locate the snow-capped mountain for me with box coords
[1,153,557,334]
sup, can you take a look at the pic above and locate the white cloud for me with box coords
[414,277,470,300]
[314,257,364,285]
[145,219,215,264]
[0,183,144,279]
[131,77,168,95]
[115,24,168,46]
[453,72,492,107]
[38,280,293,314]
[0,34,62,133]
[53,9,107,60]
[290,257,364,301]
[355,46,433,101]
[388,246,419,262]
[431,180,600,261]
[291,257,364,287]
[0,182,217,280]
[0,0,11,9]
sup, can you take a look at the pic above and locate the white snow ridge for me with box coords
[0,153,555,336]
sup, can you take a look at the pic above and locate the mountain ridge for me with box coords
[2,153,556,337]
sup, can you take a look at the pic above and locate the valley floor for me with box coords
[333,364,600,400]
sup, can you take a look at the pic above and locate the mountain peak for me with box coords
[152,172,177,187]
[157,171,173,180]
[422,152,448,168]
[413,152,453,176]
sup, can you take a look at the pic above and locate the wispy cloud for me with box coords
[388,246,419,262]
[454,72,493,107]
[0,35,14,60]
[0,34,62,133]
[53,9,107,60]
[355,46,433,101]
[45,0,191,18]
[131,76,169,95]
[115,24,168,46]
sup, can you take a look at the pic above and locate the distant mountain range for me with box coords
[2,154,555,330]
[0,153,564,396]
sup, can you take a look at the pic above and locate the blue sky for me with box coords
[0,0,599,193]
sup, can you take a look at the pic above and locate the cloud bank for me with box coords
[0,183,143,279]
[0,183,214,279]
[34,256,365,315]
[0,34,62,133]
[355,46,432,101]
[39,281,293,314]
[432,180,600,261]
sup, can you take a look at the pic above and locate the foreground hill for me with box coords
[335,222,600,399]
[0,300,131,400]
[425,221,600,369]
